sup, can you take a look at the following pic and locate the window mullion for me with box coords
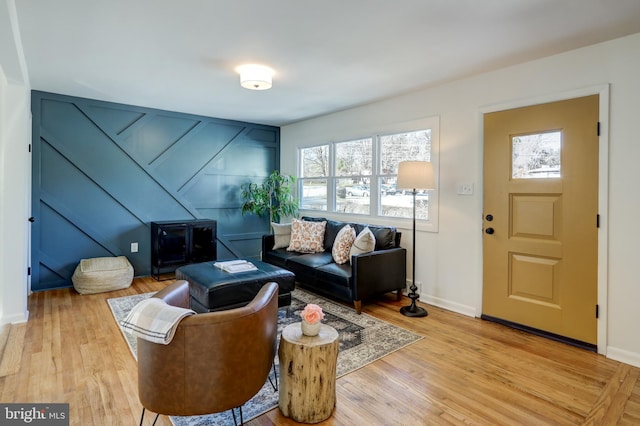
[372,134,380,216]
[329,142,336,212]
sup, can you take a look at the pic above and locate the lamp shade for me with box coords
[238,64,273,90]
[396,161,434,190]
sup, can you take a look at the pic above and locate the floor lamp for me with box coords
[396,161,434,317]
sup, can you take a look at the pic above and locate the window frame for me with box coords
[297,116,439,233]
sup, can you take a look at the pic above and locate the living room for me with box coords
[2,1,640,424]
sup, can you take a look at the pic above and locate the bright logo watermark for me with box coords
[1,404,68,425]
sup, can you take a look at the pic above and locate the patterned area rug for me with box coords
[107,288,422,426]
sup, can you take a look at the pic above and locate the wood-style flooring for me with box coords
[1,276,639,425]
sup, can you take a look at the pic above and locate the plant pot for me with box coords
[301,320,321,337]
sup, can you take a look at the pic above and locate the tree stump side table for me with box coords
[278,322,339,423]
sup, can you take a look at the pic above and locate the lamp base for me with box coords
[400,304,428,317]
[400,284,428,317]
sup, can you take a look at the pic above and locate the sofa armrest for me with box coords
[262,234,275,258]
[351,248,407,301]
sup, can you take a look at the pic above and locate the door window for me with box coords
[512,131,562,179]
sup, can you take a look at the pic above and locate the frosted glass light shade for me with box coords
[396,161,434,190]
[238,64,273,90]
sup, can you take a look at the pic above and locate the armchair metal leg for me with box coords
[230,406,244,425]
[139,408,160,426]
[267,361,278,391]
[139,408,145,426]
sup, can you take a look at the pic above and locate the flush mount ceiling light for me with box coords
[237,64,274,90]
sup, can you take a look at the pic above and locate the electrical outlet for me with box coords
[131,242,138,253]
[457,182,474,195]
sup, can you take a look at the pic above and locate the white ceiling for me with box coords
[14,0,640,126]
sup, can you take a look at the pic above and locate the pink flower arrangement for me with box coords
[300,303,324,324]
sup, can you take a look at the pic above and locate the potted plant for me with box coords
[241,170,300,231]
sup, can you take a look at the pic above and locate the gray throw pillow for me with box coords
[271,222,292,249]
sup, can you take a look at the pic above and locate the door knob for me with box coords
[485,214,493,221]
[485,227,494,235]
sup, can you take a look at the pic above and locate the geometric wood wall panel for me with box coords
[31,91,280,290]
[511,195,560,240]
[509,253,560,307]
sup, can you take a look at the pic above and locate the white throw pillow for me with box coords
[350,227,376,262]
[271,222,292,250]
[287,219,326,253]
[332,225,356,265]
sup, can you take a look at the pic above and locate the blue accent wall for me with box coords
[31,91,279,291]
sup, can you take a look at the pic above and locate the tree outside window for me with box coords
[335,138,372,215]
[379,130,431,220]
[299,145,329,211]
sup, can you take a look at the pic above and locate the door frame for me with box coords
[479,84,610,354]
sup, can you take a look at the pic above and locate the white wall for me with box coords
[0,72,30,325]
[282,33,640,367]
[1,0,31,325]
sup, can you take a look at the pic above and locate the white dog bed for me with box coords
[72,256,134,294]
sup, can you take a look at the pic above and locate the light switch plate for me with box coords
[457,183,474,195]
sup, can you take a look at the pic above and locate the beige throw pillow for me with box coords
[287,219,327,253]
[350,227,376,262]
[271,222,292,249]
[332,225,356,265]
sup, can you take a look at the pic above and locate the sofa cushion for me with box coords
[316,263,351,287]
[352,224,397,250]
[300,216,397,250]
[287,219,326,253]
[302,216,344,251]
[323,219,347,251]
[350,227,376,260]
[262,248,303,268]
[332,225,356,264]
[271,222,292,249]
[287,252,334,269]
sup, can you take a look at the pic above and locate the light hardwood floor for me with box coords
[1,276,639,425]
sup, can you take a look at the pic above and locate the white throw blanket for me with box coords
[120,297,195,345]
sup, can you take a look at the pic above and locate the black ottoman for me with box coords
[175,259,296,313]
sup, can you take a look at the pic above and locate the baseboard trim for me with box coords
[420,295,476,318]
[0,310,29,326]
[481,314,597,352]
[606,346,640,368]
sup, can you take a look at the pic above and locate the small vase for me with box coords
[301,320,321,336]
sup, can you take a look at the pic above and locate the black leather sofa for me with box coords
[262,216,406,314]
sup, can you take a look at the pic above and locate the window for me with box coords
[379,130,431,220]
[335,138,372,215]
[299,145,329,211]
[298,117,438,228]
[512,131,561,179]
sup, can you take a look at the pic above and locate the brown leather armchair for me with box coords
[137,280,279,425]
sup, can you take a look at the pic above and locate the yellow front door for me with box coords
[482,95,599,345]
